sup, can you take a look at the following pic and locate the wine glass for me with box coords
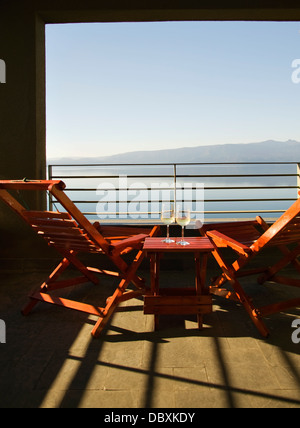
[161,203,175,243]
[176,205,191,246]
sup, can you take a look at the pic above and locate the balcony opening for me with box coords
[46,21,300,223]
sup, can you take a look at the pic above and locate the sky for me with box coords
[46,21,300,159]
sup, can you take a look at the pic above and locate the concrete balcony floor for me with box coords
[0,252,300,409]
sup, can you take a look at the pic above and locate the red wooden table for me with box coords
[143,237,214,330]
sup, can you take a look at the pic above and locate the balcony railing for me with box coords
[48,162,300,224]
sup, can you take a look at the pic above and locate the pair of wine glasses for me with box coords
[161,203,190,246]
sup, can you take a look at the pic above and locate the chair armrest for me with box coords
[206,230,251,256]
[109,234,148,255]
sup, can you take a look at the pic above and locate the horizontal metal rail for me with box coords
[48,161,300,223]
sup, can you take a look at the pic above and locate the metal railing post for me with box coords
[297,163,300,198]
[173,163,177,213]
[48,164,53,211]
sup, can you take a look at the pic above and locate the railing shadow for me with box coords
[44,316,300,408]
[1,268,300,409]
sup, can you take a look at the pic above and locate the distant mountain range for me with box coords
[48,140,300,165]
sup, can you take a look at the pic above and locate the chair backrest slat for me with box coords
[23,210,102,253]
[0,181,150,289]
[201,220,261,246]
[0,180,129,257]
[251,200,300,251]
[23,210,71,220]
[266,216,300,246]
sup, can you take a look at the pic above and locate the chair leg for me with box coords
[257,243,300,285]
[91,248,146,338]
[22,257,71,315]
[22,298,40,316]
[91,281,125,338]
[210,246,270,337]
[230,276,270,338]
[22,251,99,316]
[60,250,99,285]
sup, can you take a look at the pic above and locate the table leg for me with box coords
[195,252,208,330]
[150,252,160,330]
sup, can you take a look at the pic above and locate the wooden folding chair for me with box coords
[199,200,300,337]
[0,180,160,338]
